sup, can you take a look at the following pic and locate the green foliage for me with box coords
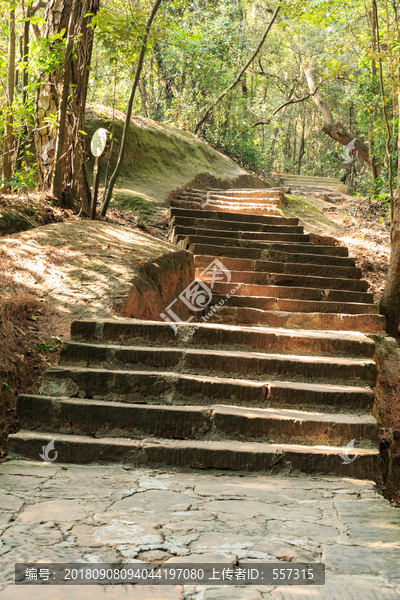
[1,0,399,198]
[34,340,61,351]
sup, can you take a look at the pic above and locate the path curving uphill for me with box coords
[8,187,385,481]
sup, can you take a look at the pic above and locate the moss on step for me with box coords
[283,194,339,231]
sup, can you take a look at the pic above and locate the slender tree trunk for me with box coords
[15,3,30,171]
[380,141,400,335]
[374,0,394,214]
[380,14,400,336]
[100,0,163,217]
[2,7,16,184]
[154,43,174,105]
[367,1,380,181]
[297,109,306,174]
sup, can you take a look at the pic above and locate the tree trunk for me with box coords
[321,121,372,167]
[34,0,99,210]
[304,65,334,125]
[367,2,380,181]
[2,7,16,184]
[304,64,377,172]
[380,99,400,336]
[51,0,81,202]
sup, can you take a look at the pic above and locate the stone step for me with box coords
[71,320,376,358]
[171,199,201,210]
[208,190,281,198]
[178,192,206,199]
[189,243,356,267]
[185,236,348,256]
[205,199,279,207]
[172,227,310,244]
[16,396,379,448]
[206,305,385,334]
[60,342,378,387]
[40,366,375,410]
[193,253,362,280]
[171,216,303,234]
[203,280,374,304]
[210,292,379,315]
[201,203,279,216]
[168,207,299,226]
[213,269,369,292]
[207,192,281,204]
[7,431,380,479]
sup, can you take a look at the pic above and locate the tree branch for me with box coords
[239,77,330,136]
[194,1,282,134]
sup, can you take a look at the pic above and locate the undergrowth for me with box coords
[0,289,61,457]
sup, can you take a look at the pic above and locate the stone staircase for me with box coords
[274,173,348,194]
[7,188,384,480]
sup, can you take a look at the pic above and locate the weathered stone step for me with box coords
[71,320,376,358]
[194,254,362,280]
[171,216,303,234]
[172,227,310,244]
[208,195,280,203]
[209,305,385,333]
[189,243,356,267]
[169,207,299,226]
[40,367,375,410]
[185,236,348,256]
[60,342,378,387]
[201,203,279,216]
[205,280,374,304]
[7,431,380,479]
[208,190,281,198]
[179,191,206,199]
[211,292,378,315]
[171,199,201,210]
[16,396,378,448]
[215,269,369,292]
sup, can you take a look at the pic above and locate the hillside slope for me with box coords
[85,103,268,220]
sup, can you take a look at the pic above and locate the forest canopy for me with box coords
[0,0,398,197]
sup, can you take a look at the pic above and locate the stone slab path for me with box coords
[3,187,399,599]
[1,460,400,599]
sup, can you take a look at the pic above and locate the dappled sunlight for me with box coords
[0,220,182,337]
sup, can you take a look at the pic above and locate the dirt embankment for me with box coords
[0,220,194,454]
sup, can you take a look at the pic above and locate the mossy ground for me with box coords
[84,103,247,219]
[284,194,339,231]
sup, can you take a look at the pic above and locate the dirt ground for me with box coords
[284,192,390,303]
